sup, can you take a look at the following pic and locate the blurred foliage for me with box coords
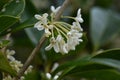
[0,0,120,80]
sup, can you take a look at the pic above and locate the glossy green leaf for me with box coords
[12,17,37,32]
[69,69,120,80]
[0,51,17,76]
[0,16,19,34]
[90,7,120,50]
[0,0,25,16]
[91,58,120,70]
[52,56,92,76]
[18,0,39,43]
[53,49,120,78]
[13,0,38,32]
[93,48,120,60]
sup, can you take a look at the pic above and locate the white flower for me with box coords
[51,6,61,14]
[34,13,52,37]
[35,13,48,25]
[75,8,83,23]
[67,30,83,51]
[6,49,15,61]
[56,35,68,54]
[45,37,60,53]
[72,22,83,31]
[10,60,23,72]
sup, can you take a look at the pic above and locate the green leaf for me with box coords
[95,0,113,8]
[91,58,120,70]
[0,0,25,16]
[90,7,120,50]
[24,70,41,80]
[93,48,120,60]
[0,40,10,48]
[52,48,120,78]
[13,0,38,32]
[70,69,120,80]
[52,56,92,76]
[0,0,9,10]
[12,17,37,32]
[0,16,19,34]
[0,51,17,76]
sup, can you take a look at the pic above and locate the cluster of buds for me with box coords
[34,6,83,54]
[45,63,60,80]
[3,49,33,80]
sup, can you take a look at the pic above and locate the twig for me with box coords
[14,0,71,79]
[14,35,46,79]
[55,0,71,21]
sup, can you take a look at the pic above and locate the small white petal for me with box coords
[56,35,62,42]
[8,56,15,61]
[75,8,84,23]
[51,6,61,13]
[51,63,59,72]
[72,22,83,31]
[76,17,84,23]
[46,73,51,79]
[45,28,51,37]
[77,8,81,17]
[53,42,60,53]
[78,39,83,42]
[51,6,55,12]
[34,22,44,30]
[62,44,68,53]
[45,44,53,51]
[43,13,48,18]
[34,14,42,20]
[53,75,59,80]
[55,6,61,12]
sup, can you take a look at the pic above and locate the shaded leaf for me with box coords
[90,7,120,50]
[0,51,17,76]
[0,16,19,34]
[12,17,37,32]
[52,56,92,76]
[0,0,25,16]
[91,58,120,70]
[0,0,9,10]
[24,70,41,80]
[93,48,120,60]
[70,69,120,80]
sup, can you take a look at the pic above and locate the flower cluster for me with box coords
[3,49,33,80]
[34,6,83,54]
